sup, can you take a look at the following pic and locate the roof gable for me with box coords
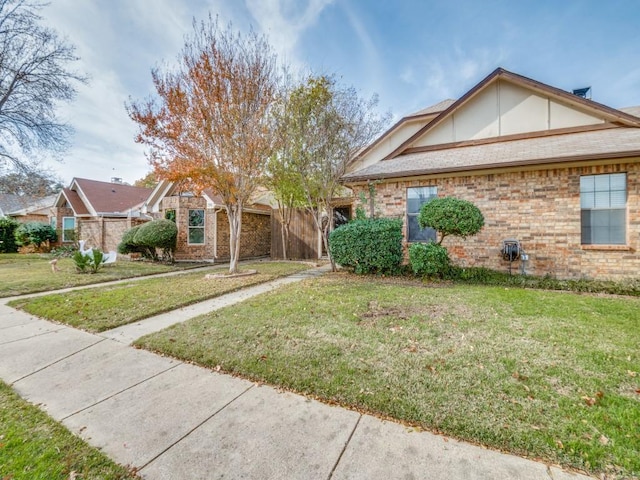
[72,178,152,215]
[386,68,640,160]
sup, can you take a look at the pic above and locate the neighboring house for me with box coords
[0,193,54,220]
[343,68,640,280]
[53,177,153,251]
[144,180,272,261]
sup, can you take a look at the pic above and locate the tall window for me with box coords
[580,173,626,245]
[62,217,75,242]
[407,186,437,242]
[188,209,205,244]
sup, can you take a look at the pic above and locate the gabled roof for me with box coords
[620,106,640,117]
[56,178,152,216]
[407,99,456,117]
[0,194,38,216]
[384,68,640,161]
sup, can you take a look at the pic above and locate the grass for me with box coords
[135,273,640,479]
[9,261,310,332]
[0,380,137,480]
[0,253,192,298]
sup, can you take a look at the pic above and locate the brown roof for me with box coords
[62,188,90,215]
[74,178,152,214]
[342,127,640,182]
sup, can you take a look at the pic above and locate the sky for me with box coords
[40,0,640,186]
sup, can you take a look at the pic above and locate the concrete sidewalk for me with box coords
[0,268,594,479]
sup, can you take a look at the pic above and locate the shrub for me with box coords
[14,222,57,249]
[418,197,484,244]
[72,250,91,272]
[409,242,451,278]
[329,218,403,275]
[0,217,19,253]
[118,220,177,262]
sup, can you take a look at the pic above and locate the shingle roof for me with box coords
[342,127,640,182]
[407,99,457,117]
[74,178,152,214]
[62,188,90,215]
[0,194,37,215]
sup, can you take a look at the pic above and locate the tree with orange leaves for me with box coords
[127,17,278,274]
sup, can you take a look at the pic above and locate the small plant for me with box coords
[329,218,403,274]
[72,248,107,273]
[409,242,451,278]
[72,250,91,272]
[50,244,77,258]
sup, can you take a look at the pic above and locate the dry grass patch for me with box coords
[136,273,640,479]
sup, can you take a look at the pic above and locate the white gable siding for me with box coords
[347,118,430,172]
[412,80,605,148]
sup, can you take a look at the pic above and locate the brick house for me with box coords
[144,180,271,262]
[52,177,153,251]
[343,68,640,280]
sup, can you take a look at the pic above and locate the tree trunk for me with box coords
[226,203,243,274]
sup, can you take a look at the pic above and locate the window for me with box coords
[580,173,626,245]
[407,186,437,242]
[333,206,351,228]
[62,217,76,242]
[188,209,205,244]
[164,209,176,223]
[50,217,56,229]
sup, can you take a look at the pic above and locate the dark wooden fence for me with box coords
[271,208,320,260]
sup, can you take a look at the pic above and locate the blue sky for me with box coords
[43,0,640,185]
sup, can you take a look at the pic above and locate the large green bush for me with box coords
[418,197,484,244]
[409,242,451,278]
[0,217,19,253]
[329,218,403,274]
[118,220,177,261]
[14,222,57,249]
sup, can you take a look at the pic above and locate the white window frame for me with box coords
[62,216,76,243]
[188,209,205,245]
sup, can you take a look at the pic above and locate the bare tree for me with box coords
[128,17,278,274]
[0,0,86,172]
[0,167,62,195]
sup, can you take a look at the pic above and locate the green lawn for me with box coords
[135,273,640,479]
[0,254,191,297]
[9,261,310,332]
[0,380,137,480]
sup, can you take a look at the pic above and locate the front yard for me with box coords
[135,273,640,479]
[9,261,310,332]
[0,254,190,297]
[0,380,137,480]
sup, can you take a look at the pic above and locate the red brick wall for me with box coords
[352,162,640,280]
[163,196,216,261]
[79,218,146,253]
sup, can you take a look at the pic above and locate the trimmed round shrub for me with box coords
[329,218,403,275]
[0,217,19,253]
[409,242,451,278]
[119,219,177,261]
[14,221,57,249]
[418,197,484,244]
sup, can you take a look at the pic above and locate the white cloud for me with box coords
[244,0,334,63]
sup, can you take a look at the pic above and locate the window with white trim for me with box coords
[580,173,626,245]
[407,186,437,242]
[62,217,76,242]
[188,209,205,244]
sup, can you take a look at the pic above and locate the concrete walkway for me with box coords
[0,266,594,480]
